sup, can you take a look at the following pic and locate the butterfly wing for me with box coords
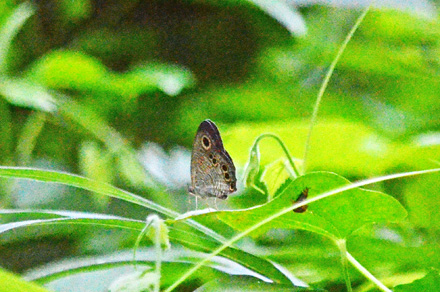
[190,120,237,199]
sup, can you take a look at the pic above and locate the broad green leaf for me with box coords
[394,269,440,292]
[0,268,50,292]
[215,172,407,240]
[224,120,395,177]
[404,173,440,230]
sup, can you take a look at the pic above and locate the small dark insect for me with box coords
[293,187,309,213]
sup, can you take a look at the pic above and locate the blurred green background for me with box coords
[1,0,440,291]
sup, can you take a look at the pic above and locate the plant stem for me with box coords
[16,112,47,165]
[302,5,371,172]
[153,216,162,292]
[347,252,392,292]
[336,240,352,292]
[255,133,301,177]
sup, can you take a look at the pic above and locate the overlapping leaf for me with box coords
[196,172,407,240]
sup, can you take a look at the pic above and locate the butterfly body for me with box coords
[190,120,237,200]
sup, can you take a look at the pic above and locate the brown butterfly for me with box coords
[189,120,237,200]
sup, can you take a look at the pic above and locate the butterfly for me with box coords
[189,120,237,202]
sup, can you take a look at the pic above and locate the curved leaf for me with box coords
[215,172,407,240]
[0,209,292,285]
[394,269,440,292]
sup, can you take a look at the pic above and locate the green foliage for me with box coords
[216,172,407,239]
[0,1,440,291]
[0,268,50,292]
[394,269,440,292]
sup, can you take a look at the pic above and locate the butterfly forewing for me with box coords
[190,120,237,199]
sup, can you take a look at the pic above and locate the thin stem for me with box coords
[255,133,301,177]
[346,252,392,292]
[302,5,371,172]
[153,216,162,292]
[133,220,152,270]
[16,112,47,165]
[337,240,352,292]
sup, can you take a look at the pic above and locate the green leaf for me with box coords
[26,247,255,290]
[118,62,195,97]
[1,209,294,287]
[0,99,12,164]
[57,99,156,189]
[394,269,440,292]
[247,0,306,36]
[168,223,292,284]
[243,142,261,188]
[404,173,440,230]
[0,166,292,285]
[216,172,407,240]
[196,275,315,291]
[0,210,288,285]
[261,158,291,201]
[0,167,173,217]
[0,268,51,292]
[78,141,115,209]
[224,120,395,177]
[0,2,34,73]
[26,50,195,98]
[0,78,57,112]
[26,50,109,91]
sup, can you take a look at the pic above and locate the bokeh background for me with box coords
[1,0,440,291]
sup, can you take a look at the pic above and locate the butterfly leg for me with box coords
[201,197,212,211]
